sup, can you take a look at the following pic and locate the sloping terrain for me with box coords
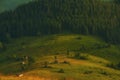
[0,34,120,80]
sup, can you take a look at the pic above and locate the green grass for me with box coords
[0,34,120,80]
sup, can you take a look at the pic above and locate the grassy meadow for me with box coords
[0,34,120,80]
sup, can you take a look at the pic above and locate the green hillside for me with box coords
[0,0,120,80]
[0,34,120,80]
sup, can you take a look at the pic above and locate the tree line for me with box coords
[0,0,120,44]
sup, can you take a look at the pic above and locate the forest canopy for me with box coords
[0,0,120,44]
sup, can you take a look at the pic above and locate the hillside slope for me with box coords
[0,34,120,80]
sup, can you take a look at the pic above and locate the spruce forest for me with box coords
[0,0,120,44]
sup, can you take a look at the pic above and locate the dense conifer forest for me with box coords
[0,0,120,44]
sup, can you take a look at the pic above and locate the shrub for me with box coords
[76,37,82,40]
[53,56,59,64]
[100,71,109,76]
[84,71,92,74]
[43,61,49,68]
[74,53,89,60]
[58,68,64,73]
[106,62,120,70]
[62,61,69,64]
[61,60,71,65]
[79,55,88,60]
[28,56,35,65]
[106,63,116,69]
[116,62,120,69]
